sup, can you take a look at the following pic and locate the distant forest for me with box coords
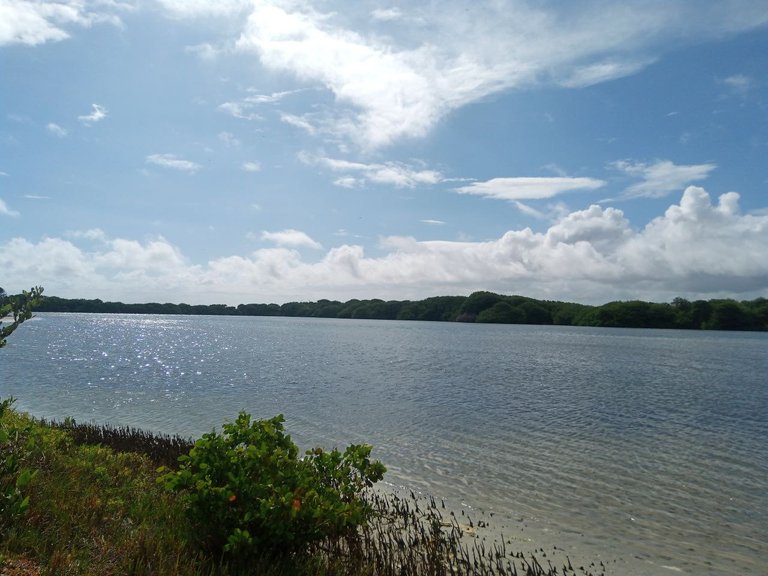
[34,292,768,331]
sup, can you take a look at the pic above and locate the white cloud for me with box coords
[306,154,443,188]
[0,0,126,46]
[3,187,766,304]
[612,159,716,199]
[0,198,20,217]
[241,161,261,172]
[559,58,654,88]
[280,113,316,135]
[66,228,107,242]
[218,101,263,121]
[455,177,605,201]
[721,74,753,97]
[333,176,358,188]
[156,0,250,19]
[146,154,201,174]
[231,1,768,148]
[245,88,300,104]
[46,122,67,137]
[371,8,403,22]
[77,103,108,124]
[219,89,302,120]
[421,219,446,225]
[260,229,322,249]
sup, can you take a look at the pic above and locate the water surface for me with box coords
[2,314,766,575]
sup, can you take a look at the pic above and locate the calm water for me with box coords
[2,313,767,575]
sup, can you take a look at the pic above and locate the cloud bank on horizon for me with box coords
[1,0,767,305]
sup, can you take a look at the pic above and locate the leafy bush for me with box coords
[159,413,386,560]
[0,398,38,535]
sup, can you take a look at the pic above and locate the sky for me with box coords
[1,0,767,306]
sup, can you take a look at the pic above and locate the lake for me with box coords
[2,313,766,575]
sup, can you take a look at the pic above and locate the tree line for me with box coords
[31,291,768,331]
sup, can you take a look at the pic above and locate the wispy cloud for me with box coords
[218,131,241,148]
[420,219,446,225]
[0,198,20,217]
[156,0,250,19]
[146,154,202,174]
[371,8,404,22]
[46,122,68,137]
[77,103,108,124]
[612,160,716,199]
[721,74,753,98]
[233,1,768,148]
[260,229,322,249]
[241,161,261,173]
[218,89,301,120]
[559,58,654,88]
[218,101,263,121]
[304,154,443,188]
[455,177,605,201]
[280,113,316,135]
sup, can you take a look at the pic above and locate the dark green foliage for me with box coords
[396,296,465,321]
[159,413,386,560]
[587,300,677,329]
[459,291,503,318]
[477,302,523,323]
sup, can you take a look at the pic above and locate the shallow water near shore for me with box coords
[2,313,767,575]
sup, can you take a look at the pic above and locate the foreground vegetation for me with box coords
[1,402,607,576]
[34,291,768,331]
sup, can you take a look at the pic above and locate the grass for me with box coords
[1,405,606,576]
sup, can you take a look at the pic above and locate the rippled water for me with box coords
[2,314,767,575]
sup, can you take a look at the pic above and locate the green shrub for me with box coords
[0,398,38,535]
[159,413,385,560]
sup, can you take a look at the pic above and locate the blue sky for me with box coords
[1,0,767,305]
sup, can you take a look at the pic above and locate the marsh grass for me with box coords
[1,409,606,576]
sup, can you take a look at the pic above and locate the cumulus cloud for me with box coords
[241,161,261,172]
[304,154,443,188]
[260,229,322,249]
[229,1,768,148]
[0,0,126,46]
[456,177,605,201]
[0,198,20,217]
[77,103,108,124]
[612,159,716,199]
[2,187,767,304]
[46,122,67,137]
[145,154,201,173]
